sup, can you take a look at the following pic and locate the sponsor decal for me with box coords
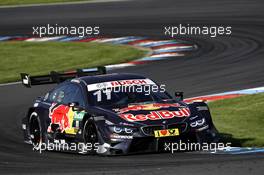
[74,111,86,121]
[195,125,209,131]
[118,103,182,113]
[118,122,135,127]
[87,79,156,91]
[48,103,85,134]
[110,134,133,139]
[110,79,152,86]
[119,108,190,122]
[154,128,179,138]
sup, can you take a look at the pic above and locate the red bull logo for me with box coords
[119,108,190,122]
[118,103,181,113]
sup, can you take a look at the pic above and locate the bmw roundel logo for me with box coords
[96,83,107,89]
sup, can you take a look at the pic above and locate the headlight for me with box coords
[109,125,136,134]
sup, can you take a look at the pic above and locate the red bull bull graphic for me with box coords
[48,103,86,134]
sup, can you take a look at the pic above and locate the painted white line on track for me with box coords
[0,0,131,9]
[0,81,21,87]
[105,63,135,70]
[191,86,264,99]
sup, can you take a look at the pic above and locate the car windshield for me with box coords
[87,85,173,108]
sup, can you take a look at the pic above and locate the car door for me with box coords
[47,83,86,135]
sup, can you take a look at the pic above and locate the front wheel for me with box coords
[83,120,99,154]
[195,125,219,144]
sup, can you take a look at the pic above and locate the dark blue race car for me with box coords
[21,67,219,155]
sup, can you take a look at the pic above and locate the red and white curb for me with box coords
[184,86,264,103]
[0,35,197,70]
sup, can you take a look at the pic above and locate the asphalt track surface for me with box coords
[0,0,264,174]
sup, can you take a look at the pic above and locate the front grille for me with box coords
[141,122,188,136]
[167,122,188,133]
[141,125,163,136]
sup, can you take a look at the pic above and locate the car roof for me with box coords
[79,73,148,84]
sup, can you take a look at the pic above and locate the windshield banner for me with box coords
[87,79,156,92]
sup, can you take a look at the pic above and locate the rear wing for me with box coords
[20,66,106,88]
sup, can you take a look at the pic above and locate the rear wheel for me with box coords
[29,112,47,150]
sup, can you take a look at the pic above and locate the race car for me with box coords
[21,66,219,155]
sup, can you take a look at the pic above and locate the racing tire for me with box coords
[29,112,48,151]
[196,108,220,144]
[195,124,219,144]
[83,120,99,154]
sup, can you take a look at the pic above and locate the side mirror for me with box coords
[68,102,84,111]
[68,102,79,107]
[175,91,184,101]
